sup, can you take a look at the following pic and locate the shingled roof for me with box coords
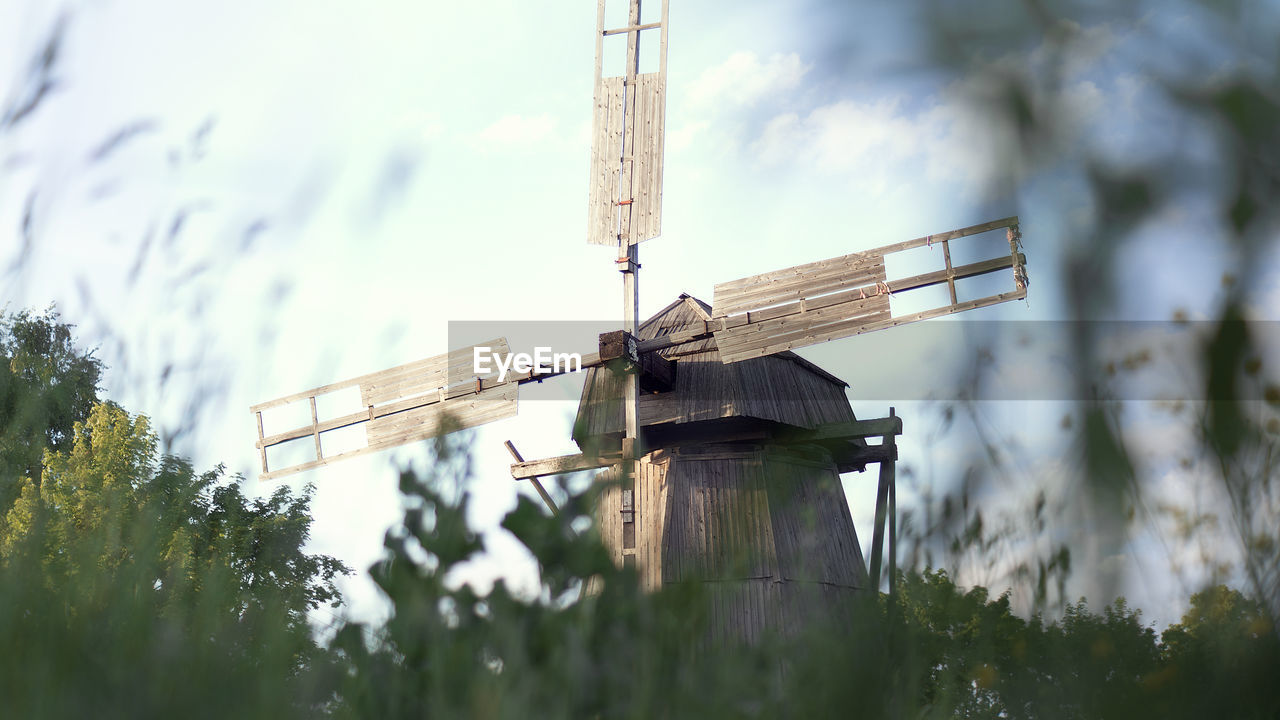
[573,294,858,450]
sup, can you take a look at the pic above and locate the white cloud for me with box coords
[667,120,709,154]
[475,113,557,146]
[688,51,810,108]
[749,93,1003,195]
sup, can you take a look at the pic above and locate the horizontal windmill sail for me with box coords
[251,340,521,481]
[710,217,1028,363]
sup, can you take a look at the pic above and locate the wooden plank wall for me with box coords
[595,443,866,644]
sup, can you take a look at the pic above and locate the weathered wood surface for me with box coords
[577,350,858,442]
[503,441,561,515]
[713,295,891,364]
[711,217,1021,322]
[595,444,867,642]
[713,257,887,319]
[801,416,903,441]
[586,73,665,246]
[602,21,662,36]
[575,295,860,445]
[365,381,518,447]
[709,218,1027,364]
[509,450,622,480]
[251,338,506,414]
[254,339,532,480]
[718,288,1027,363]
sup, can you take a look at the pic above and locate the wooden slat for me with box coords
[255,411,268,473]
[602,20,662,36]
[366,388,518,447]
[587,76,624,245]
[887,253,1022,296]
[714,294,891,353]
[713,252,1023,337]
[256,349,605,452]
[711,254,1024,360]
[711,217,1019,319]
[509,451,622,480]
[714,250,882,298]
[250,338,504,413]
[718,289,1026,364]
[716,308,892,363]
[801,416,904,441]
[260,385,519,482]
[366,382,517,445]
[361,338,508,407]
[713,261,886,318]
[586,73,664,246]
[869,216,1018,256]
[634,72,664,242]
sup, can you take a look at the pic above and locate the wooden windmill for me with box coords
[251,0,1028,640]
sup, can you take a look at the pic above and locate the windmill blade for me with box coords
[711,217,1028,364]
[585,0,669,246]
[251,339,520,481]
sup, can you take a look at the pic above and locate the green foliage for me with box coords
[1159,586,1280,720]
[322,436,1280,719]
[0,307,103,513]
[330,433,728,719]
[0,398,350,718]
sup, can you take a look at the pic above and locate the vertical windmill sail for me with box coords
[586,0,668,246]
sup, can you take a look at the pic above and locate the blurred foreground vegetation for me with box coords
[1,308,1278,718]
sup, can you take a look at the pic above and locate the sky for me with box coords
[3,0,1278,632]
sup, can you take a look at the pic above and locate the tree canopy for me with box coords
[0,311,350,718]
[0,307,103,512]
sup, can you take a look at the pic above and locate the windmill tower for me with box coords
[572,294,883,640]
[250,0,1029,640]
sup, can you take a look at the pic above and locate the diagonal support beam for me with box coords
[505,441,564,515]
[866,408,899,594]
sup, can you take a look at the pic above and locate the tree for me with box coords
[0,399,350,717]
[0,307,103,514]
[1159,586,1280,720]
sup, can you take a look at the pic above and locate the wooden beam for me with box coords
[853,216,1018,258]
[505,441,560,515]
[598,329,634,363]
[250,338,508,413]
[834,444,896,473]
[868,455,892,589]
[886,252,1024,297]
[866,410,898,593]
[602,21,661,35]
[799,416,903,442]
[510,451,622,480]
